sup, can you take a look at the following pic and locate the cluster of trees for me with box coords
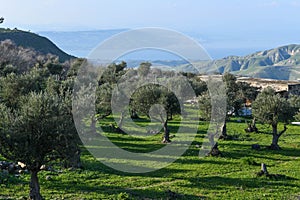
[198,72,300,154]
[76,61,207,143]
[0,39,63,74]
[198,73,259,155]
[0,42,83,199]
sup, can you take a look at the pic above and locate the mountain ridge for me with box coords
[190,44,300,80]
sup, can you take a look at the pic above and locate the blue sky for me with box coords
[1,0,300,58]
[2,0,300,31]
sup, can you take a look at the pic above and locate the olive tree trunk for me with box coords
[162,121,171,143]
[207,128,221,156]
[270,124,287,150]
[117,111,125,130]
[220,121,227,139]
[29,170,42,200]
[271,133,280,150]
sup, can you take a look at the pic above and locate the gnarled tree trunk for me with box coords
[270,124,287,150]
[245,118,258,133]
[130,110,139,119]
[270,133,280,150]
[257,163,269,176]
[162,121,171,143]
[29,169,42,200]
[207,129,221,156]
[252,118,258,133]
[219,121,227,139]
[117,111,125,130]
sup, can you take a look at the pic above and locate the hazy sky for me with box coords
[1,0,300,57]
[1,0,300,31]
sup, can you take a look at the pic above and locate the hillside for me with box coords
[121,44,300,81]
[0,28,74,62]
[191,44,300,80]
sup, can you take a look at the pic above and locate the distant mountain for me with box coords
[190,44,300,80]
[6,27,299,81]
[0,28,74,62]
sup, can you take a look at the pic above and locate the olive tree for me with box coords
[198,79,227,156]
[252,87,299,150]
[130,84,180,143]
[0,89,78,199]
[221,73,259,137]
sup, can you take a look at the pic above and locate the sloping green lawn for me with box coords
[1,117,300,199]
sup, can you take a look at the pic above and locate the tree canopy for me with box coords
[252,87,300,149]
[0,57,81,199]
[130,83,181,143]
[0,88,77,199]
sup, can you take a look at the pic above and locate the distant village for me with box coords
[199,75,300,97]
[236,76,300,97]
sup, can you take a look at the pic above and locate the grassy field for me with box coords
[1,116,300,199]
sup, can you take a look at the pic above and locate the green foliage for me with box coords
[0,171,20,184]
[95,83,114,119]
[252,87,296,125]
[252,87,300,149]
[223,73,258,115]
[198,91,211,120]
[0,90,77,169]
[290,95,300,121]
[99,62,127,85]
[116,192,131,200]
[137,62,151,77]
[0,66,50,108]
[240,157,259,166]
[0,58,83,198]
[188,77,207,96]
[294,111,300,121]
[0,38,72,75]
[130,84,180,120]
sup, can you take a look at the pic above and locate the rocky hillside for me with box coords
[190,44,300,80]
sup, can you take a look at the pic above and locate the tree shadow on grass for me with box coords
[81,156,192,178]
[221,142,300,161]
[0,172,27,185]
[45,176,206,200]
[245,146,300,160]
[185,176,299,191]
[173,156,232,166]
[107,140,165,153]
[263,147,300,157]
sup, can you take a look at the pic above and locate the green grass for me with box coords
[1,116,300,199]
